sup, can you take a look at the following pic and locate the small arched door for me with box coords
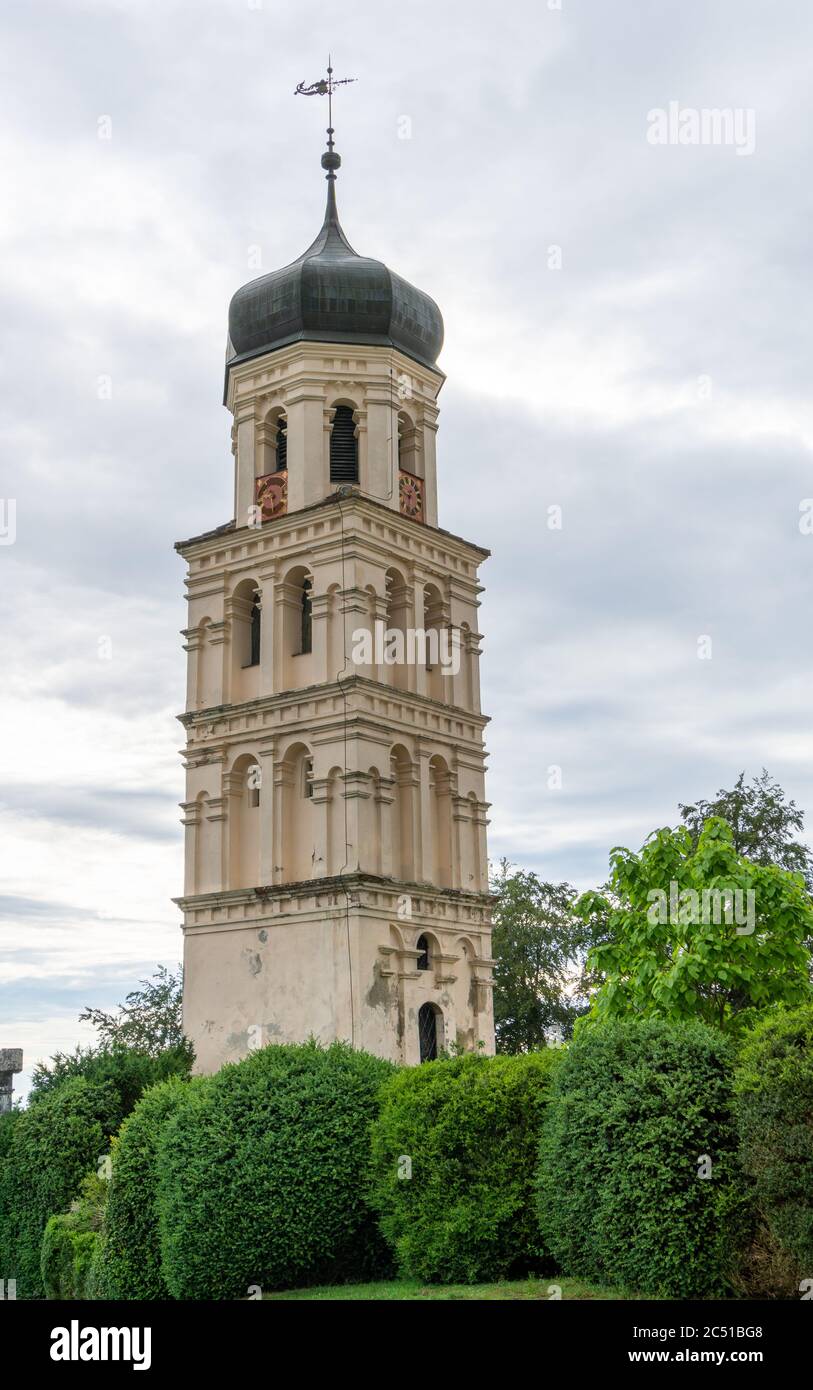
[418,1002,441,1063]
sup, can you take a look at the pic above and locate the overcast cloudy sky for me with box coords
[1,0,811,1093]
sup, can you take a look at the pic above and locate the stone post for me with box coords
[0,1049,22,1113]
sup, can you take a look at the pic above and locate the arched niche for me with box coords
[279,740,315,883]
[279,563,315,690]
[390,743,416,881]
[226,753,262,889]
[384,566,410,691]
[423,583,446,703]
[229,577,261,702]
[428,754,453,888]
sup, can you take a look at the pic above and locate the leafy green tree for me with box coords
[491,861,587,1052]
[680,770,813,892]
[31,966,193,1099]
[78,965,189,1056]
[577,818,812,1033]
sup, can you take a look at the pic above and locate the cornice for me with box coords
[178,672,489,741]
[175,490,489,568]
[175,871,493,934]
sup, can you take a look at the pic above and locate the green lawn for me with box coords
[263,1277,649,1301]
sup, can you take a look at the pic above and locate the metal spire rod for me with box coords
[294,57,357,180]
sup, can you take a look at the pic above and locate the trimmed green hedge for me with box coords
[369,1050,559,1283]
[735,1004,813,1278]
[0,1044,192,1300]
[537,1019,751,1297]
[30,1043,192,1112]
[157,1042,394,1299]
[0,1109,21,1286]
[98,1076,195,1300]
[0,1077,120,1298]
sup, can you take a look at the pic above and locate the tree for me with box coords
[490,861,587,1053]
[680,769,813,892]
[577,818,812,1033]
[77,965,188,1055]
[30,966,193,1099]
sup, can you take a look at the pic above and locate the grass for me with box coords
[263,1277,649,1301]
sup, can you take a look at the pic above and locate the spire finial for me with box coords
[293,58,352,182]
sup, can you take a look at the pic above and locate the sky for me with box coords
[1,0,812,1095]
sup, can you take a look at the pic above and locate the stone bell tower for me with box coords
[176,114,494,1073]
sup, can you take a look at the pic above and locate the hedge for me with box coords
[0,1044,191,1299]
[537,1018,752,1297]
[156,1041,394,1298]
[0,1109,21,1287]
[734,1004,813,1280]
[30,1043,192,1113]
[40,1174,107,1300]
[98,1076,195,1299]
[41,1222,99,1301]
[0,1076,120,1298]
[369,1050,559,1283]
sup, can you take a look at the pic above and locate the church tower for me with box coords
[176,114,494,1072]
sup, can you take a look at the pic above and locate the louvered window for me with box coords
[330,405,358,483]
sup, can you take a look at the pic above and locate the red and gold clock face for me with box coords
[399,471,424,522]
[255,471,288,521]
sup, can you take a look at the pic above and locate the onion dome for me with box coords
[227,128,443,372]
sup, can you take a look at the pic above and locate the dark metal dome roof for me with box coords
[227,176,444,372]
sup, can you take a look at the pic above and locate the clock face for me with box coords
[399,472,423,521]
[255,472,288,520]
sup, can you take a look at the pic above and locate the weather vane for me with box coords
[295,57,356,178]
